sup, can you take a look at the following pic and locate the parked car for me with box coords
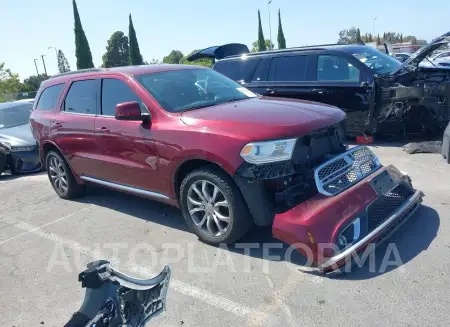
[188,31,450,137]
[394,52,411,62]
[0,99,41,175]
[30,65,423,272]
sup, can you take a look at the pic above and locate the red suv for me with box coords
[30,65,423,272]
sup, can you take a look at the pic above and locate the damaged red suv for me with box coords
[30,65,423,272]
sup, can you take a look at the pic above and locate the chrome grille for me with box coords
[367,184,413,231]
[314,146,381,196]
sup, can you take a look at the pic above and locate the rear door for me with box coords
[52,78,100,176]
[267,53,322,101]
[93,76,161,192]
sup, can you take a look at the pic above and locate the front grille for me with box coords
[366,184,413,231]
[314,146,381,196]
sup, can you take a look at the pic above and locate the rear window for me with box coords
[214,58,261,82]
[36,83,65,111]
[271,56,308,81]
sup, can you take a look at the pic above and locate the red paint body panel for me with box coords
[272,167,385,263]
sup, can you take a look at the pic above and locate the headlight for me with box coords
[10,145,36,152]
[240,138,297,165]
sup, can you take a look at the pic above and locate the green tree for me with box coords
[377,33,381,45]
[180,50,213,67]
[251,39,274,52]
[163,50,184,64]
[277,9,286,49]
[101,31,130,68]
[73,0,94,69]
[0,63,21,102]
[128,14,144,65]
[400,33,404,43]
[57,50,71,73]
[22,74,49,92]
[337,27,358,44]
[356,28,362,43]
[257,10,266,51]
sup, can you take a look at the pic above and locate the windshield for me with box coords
[0,102,33,129]
[135,68,256,113]
[345,47,402,75]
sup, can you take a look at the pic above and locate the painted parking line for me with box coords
[0,211,273,323]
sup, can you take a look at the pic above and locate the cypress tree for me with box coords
[257,10,266,51]
[277,9,286,49]
[73,0,94,69]
[356,28,362,43]
[129,14,144,65]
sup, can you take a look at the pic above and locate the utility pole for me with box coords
[268,0,273,50]
[41,54,48,76]
[33,59,40,75]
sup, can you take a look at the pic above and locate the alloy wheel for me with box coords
[48,155,68,194]
[187,180,231,237]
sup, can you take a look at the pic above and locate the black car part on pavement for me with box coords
[64,260,171,327]
[188,32,450,137]
[442,121,450,163]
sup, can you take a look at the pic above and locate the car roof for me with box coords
[42,64,207,88]
[221,44,370,61]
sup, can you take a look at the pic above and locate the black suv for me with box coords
[188,32,450,137]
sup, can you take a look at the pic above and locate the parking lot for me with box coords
[0,145,449,327]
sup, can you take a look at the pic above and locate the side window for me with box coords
[64,80,97,114]
[36,84,65,111]
[101,79,143,116]
[317,55,360,82]
[214,59,260,82]
[272,56,308,82]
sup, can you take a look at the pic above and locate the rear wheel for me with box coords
[180,167,253,245]
[46,151,84,199]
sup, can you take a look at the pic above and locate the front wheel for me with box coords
[46,151,84,199]
[179,167,253,245]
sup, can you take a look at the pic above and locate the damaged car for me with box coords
[30,65,423,273]
[187,32,450,137]
[0,99,41,175]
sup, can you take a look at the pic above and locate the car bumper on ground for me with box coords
[272,164,424,273]
[8,150,42,173]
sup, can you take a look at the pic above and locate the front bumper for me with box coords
[8,150,42,173]
[272,165,424,273]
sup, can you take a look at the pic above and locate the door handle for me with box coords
[265,88,275,94]
[312,89,324,94]
[51,121,63,129]
[96,127,110,133]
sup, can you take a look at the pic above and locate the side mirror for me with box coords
[115,101,147,121]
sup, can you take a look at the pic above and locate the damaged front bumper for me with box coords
[271,149,424,274]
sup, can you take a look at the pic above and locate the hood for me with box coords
[180,97,345,141]
[185,43,250,62]
[392,31,450,75]
[0,123,36,147]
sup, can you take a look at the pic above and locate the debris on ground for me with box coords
[403,141,443,154]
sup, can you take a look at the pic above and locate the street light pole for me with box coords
[33,59,40,76]
[48,47,59,72]
[41,55,48,76]
[268,0,273,50]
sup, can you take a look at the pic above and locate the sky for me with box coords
[2,0,449,80]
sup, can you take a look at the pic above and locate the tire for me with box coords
[45,150,84,199]
[180,167,254,245]
[0,153,5,175]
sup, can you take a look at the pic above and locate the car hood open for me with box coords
[180,97,345,141]
[185,43,250,62]
[391,31,450,75]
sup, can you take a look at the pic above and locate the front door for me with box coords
[93,77,162,193]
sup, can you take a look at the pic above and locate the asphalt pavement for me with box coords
[0,145,449,327]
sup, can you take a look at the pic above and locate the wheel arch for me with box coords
[41,141,80,183]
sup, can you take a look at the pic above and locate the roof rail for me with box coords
[225,43,345,59]
[49,68,105,79]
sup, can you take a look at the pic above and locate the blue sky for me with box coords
[2,0,449,79]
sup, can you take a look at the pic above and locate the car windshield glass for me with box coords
[0,102,33,129]
[345,47,401,75]
[135,68,256,113]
